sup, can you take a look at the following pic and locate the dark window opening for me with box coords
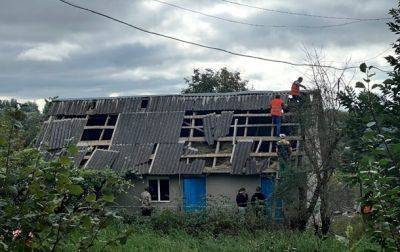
[96,145,109,150]
[81,129,102,141]
[258,141,270,152]
[87,114,108,126]
[193,129,204,137]
[102,129,114,140]
[140,97,149,109]
[148,179,158,201]
[107,115,118,126]
[148,179,170,201]
[184,111,193,116]
[180,128,190,137]
[194,119,203,126]
[159,179,169,201]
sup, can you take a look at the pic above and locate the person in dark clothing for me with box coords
[251,186,266,204]
[236,187,249,213]
[251,186,266,216]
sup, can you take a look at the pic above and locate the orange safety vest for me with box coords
[270,98,284,116]
[291,81,300,96]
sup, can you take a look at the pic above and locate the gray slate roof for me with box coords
[39,91,296,176]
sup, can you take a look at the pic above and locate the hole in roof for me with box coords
[87,115,107,126]
[141,97,149,109]
[107,115,118,126]
[102,129,114,140]
[81,129,102,141]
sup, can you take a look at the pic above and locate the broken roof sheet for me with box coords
[231,140,254,175]
[36,118,87,150]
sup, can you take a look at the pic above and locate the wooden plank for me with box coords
[77,140,111,147]
[244,111,249,137]
[84,125,115,130]
[184,112,293,119]
[181,123,299,129]
[179,136,301,142]
[212,141,220,167]
[181,151,303,158]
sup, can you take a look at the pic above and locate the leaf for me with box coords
[68,184,84,196]
[102,194,115,203]
[366,122,376,128]
[0,136,5,146]
[360,63,367,73]
[85,194,96,203]
[59,156,71,166]
[392,143,400,154]
[355,82,365,89]
[68,145,79,155]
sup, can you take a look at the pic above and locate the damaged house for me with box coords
[36,91,303,217]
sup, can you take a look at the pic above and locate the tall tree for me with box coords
[182,68,249,94]
[338,3,400,249]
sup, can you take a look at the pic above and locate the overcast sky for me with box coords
[0,0,396,107]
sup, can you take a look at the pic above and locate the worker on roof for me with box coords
[270,94,286,137]
[291,77,306,102]
[276,134,292,179]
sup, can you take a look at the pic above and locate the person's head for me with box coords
[275,94,281,99]
[238,187,246,194]
[298,77,303,83]
[279,133,286,139]
[144,186,149,192]
[256,186,261,192]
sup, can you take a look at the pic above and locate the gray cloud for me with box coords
[0,0,396,101]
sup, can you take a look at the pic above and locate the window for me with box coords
[148,178,170,202]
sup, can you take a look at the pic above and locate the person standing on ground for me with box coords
[251,186,266,216]
[291,77,306,102]
[140,187,152,216]
[270,94,285,136]
[276,134,292,179]
[236,187,249,214]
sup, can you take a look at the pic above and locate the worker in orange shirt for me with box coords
[291,77,306,102]
[270,95,285,136]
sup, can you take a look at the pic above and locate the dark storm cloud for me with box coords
[0,0,396,101]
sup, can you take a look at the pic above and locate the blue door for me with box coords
[261,177,283,222]
[183,177,206,212]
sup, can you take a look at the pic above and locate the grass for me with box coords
[65,210,382,252]
[84,224,381,252]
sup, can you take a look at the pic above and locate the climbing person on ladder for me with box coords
[270,94,286,137]
[276,134,292,179]
[291,77,306,103]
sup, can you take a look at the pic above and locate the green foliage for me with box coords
[182,68,249,94]
[0,105,132,251]
[339,64,400,250]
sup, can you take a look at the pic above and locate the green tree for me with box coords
[0,105,132,251]
[338,4,400,247]
[182,68,249,94]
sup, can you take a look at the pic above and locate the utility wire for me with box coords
[57,0,355,71]
[153,0,365,29]
[219,0,391,21]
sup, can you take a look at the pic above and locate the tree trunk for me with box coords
[320,173,331,235]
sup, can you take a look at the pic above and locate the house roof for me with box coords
[38,90,301,176]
